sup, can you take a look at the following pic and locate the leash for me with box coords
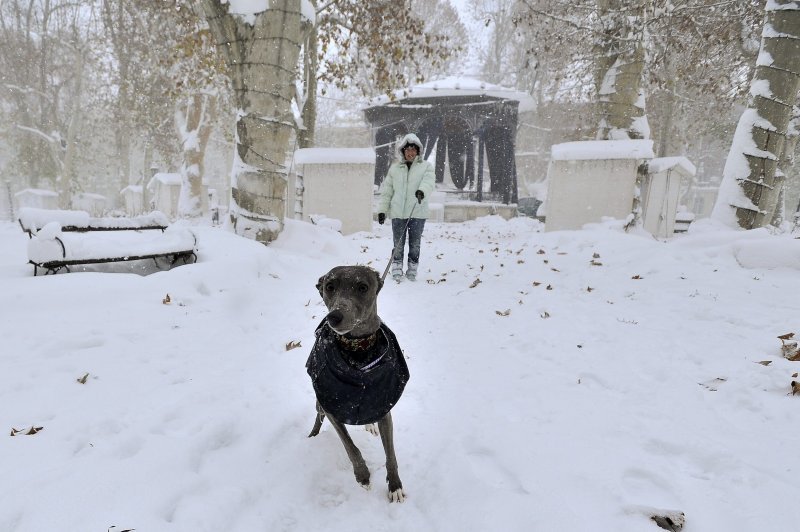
[381,200,419,283]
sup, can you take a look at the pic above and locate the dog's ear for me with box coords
[373,269,383,294]
[316,274,326,297]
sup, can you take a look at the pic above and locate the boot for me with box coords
[391,261,403,281]
[406,262,418,281]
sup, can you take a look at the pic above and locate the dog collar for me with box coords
[333,330,379,352]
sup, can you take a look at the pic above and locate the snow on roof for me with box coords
[15,188,58,197]
[148,173,182,189]
[224,0,315,26]
[74,192,107,201]
[294,148,375,165]
[370,76,536,113]
[551,139,654,161]
[647,156,697,176]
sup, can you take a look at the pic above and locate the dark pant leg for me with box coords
[391,218,408,263]
[406,218,426,265]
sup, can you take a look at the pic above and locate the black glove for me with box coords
[378,213,386,225]
[415,190,424,203]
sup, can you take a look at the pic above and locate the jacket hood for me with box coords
[396,133,423,160]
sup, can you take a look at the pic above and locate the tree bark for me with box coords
[713,1,800,229]
[201,0,307,243]
[298,13,318,150]
[594,0,649,140]
[59,47,87,210]
[176,93,217,219]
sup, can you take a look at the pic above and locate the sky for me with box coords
[2,212,800,531]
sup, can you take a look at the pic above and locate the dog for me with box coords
[306,265,409,502]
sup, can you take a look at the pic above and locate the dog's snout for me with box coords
[326,309,344,328]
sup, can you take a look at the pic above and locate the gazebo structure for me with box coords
[363,77,535,204]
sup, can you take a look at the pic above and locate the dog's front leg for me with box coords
[308,401,325,437]
[377,413,405,502]
[328,416,371,488]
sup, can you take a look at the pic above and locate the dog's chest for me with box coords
[306,321,410,425]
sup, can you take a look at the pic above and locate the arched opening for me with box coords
[374,123,408,186]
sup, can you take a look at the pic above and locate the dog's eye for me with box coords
[357,283,368,293]
[325,282,335,292]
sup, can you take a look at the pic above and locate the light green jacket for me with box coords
[377,149,436,219]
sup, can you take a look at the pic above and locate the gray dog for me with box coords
[306,265,410,502]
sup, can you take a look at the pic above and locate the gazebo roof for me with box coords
[366,76,535,112]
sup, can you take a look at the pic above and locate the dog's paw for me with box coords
[388,488,406,503]
[355,467,371,488]
[364,423,379,436]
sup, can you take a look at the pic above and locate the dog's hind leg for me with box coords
[328,417,371,488]
[377,413,405,502]
[308,401,326,437]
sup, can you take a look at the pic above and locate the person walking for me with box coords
[377,133,435,282]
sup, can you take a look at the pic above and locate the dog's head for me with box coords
[316,265,383,336]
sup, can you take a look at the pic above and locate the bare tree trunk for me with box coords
[102,0,133,190]
[202,0,308,243]
[176,93,217,219]
[594,0,649,140]
[59,49,86,209]
[713,1,800,229]
[298,13,318,150]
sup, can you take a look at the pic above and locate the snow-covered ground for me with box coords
[1,216,799,531]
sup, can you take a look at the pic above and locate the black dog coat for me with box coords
[306,319,409,425]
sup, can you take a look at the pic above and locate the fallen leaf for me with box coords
[551,268,560,272]
[586,286,594,292]
[546,284,553,290]
[699,377,727,391]
[778,332,795,340]
[540,311,550,319]
[593,253,600,259]
[792,381,799,396]
[10,426,43,437]
[537,249,546,254]
[793,372,798,378]
[77,372,90,384]
[632,275,643,280]
[756,361,772,366]
[285,340,302,351]
[495,309,511,317]
[517,260,525,264]
[590,260,603,266]
[532,281,541,287]
[469,278,482,288]
[162,294,171,305]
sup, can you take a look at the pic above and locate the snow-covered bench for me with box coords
[18,207,169,237]
[25,220,197,276]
